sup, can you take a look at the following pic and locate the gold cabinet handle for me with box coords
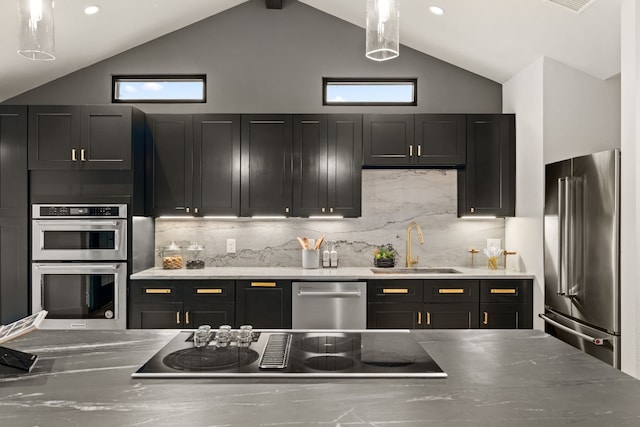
[251,282,276,287]
[470,207,475,213]
[176,311,181,325]
[194,207,199,214]
[409,144,413,157]
[186,207,190,213]
[80,148,86,161]
[417,144,422,157]
[322,207,326,213]
[438,288,465,294]
[426,311,431,326]
[483,311,489,325]
[285,207,290,213]
[491,288,517,294]
[330,207,334,213]
[417,311,422,325]
[382,288,409,294]
[71,148,77,161]
[185,311,190,325]
[196,288,223,294]
[145,288,172,294]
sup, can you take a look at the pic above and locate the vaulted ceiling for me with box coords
[0,0,622,102]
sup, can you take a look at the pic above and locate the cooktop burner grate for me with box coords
[163,347,259,371]
[297,333,359,354]
[259,333,291,369]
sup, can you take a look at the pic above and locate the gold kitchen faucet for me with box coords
[406,222,424,267]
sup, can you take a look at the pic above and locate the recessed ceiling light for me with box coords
[84,5,100,15]
[429,5,445,16]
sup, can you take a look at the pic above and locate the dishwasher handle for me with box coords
[297,290,362,297]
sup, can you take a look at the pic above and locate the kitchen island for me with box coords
[1,329,639,426]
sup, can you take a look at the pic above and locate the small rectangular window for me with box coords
[112,75,206,103]
[323,78,417,106]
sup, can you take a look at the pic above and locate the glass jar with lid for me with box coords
[162,241,183,269]
[185,241,205,269]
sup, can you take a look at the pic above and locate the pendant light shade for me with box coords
[366,0,399,61]
[17,0,55,60]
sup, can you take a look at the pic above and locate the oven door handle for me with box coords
[33,263,122,271]
[34,220,123,227]
[297,290,362,297]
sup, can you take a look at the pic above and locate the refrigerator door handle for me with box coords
[558,178,568,296]
[539,314,609,345]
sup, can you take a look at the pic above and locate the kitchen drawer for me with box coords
[479,279,532,304]
[424,279,479,303]
[183,280,235,304]
[367,280,423,302]
[130,280,182,302]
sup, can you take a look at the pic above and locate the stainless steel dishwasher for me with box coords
[292,282,367,329]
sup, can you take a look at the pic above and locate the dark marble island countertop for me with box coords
[1,329,639,426]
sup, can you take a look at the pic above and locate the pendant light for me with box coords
[17,0,55,60]
[365,0,399,61]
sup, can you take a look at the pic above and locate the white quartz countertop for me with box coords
[130,266,534,280]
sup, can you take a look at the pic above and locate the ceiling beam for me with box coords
[265,0,283,9]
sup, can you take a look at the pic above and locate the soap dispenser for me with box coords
[322,246,330,268]
[330,245,338,268]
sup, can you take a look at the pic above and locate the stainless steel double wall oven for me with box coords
[31,204,128,329]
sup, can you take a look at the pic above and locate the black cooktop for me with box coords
[132,331,447,378]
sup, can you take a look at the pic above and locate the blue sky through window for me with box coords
[114,79,205,101]
[325,82,415,104]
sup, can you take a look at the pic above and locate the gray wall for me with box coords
[5,0,501,113]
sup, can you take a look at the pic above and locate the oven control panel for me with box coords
[33,204,127,218]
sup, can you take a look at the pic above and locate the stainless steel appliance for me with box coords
[31,204,128,329]
[292,282,366,329]
[132,330,447,378]
[32,204,127,261]
[540,149,620,368]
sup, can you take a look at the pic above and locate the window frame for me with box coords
[111,74,207,103]
[322,77,417,106]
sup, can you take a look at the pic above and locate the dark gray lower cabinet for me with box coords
[0,106,28,324]
[129,280,235,329]
[368,279,530,329]
[235,280,292,329]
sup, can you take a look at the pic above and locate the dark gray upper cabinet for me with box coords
[363,114,414,166]
[241,115,293,217]
[0,106,29,323]
[146,114,240,217]
[363,114,466,167]
[293,114,362,217]
[29,105,136,170]
[414,114,466,166]
[458,114,515,217]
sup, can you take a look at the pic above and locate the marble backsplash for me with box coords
[154,169,506,268]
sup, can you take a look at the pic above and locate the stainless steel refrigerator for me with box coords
[541,149,620,368]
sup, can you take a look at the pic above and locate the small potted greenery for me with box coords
[373,243,397,268]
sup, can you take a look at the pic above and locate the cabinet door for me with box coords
[363,114,414,166]
[235,280,292,328]
[327,114,362,217]
[241,115,292,216]
[194,115,240,216]
[183,281,236,328]
[458,114,515,217]
[292,115,328,217]
[480,303,528,329]
[28,106,81,170]
[81,106,132,170]
[367,303,423,329]
[0,107,28,323]
[424,303,479,329]
[130,302,184,329]
[415,114,466,166]
[146,114,194,216]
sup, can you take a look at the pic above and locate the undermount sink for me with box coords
[371,267,462,274]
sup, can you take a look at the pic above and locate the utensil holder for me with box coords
[302,249,320,269]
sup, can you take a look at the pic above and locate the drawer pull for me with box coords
[438,288,465,294]
[417,311,422,325]
[426,311,431,326]
[382,288,409,294]
[185,311,190,325]
[491,288,517,294]
[145,288,172,294]
[251,282,276,288]
[176,311,181,325]
[196,288,223,294]
[483,311,489,325]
